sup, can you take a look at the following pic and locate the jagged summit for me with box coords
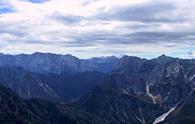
[153,54,174,64]
[157,54,172,59]
[0,52,119,74]
[0,52,189,62]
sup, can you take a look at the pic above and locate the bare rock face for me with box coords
[0,53,119,74]
[108,55,194,107]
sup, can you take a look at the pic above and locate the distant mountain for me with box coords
[81,56,118,73]
[152,54,173,64]
[0,52,119,74]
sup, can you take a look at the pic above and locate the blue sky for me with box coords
[0,0,194,58]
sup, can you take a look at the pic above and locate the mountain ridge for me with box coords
[0,53,194,123]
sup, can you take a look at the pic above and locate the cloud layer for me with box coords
[0,0,194,58]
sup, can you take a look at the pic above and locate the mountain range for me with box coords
[0,53,194,124]
[0,52,118,74]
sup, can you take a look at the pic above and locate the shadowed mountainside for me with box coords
[0,54,195,124]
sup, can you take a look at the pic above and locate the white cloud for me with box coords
[0,0,194,58]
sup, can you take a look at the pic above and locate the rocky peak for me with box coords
[154,54,173,64]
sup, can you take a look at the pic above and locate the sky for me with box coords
[0,0,195,58]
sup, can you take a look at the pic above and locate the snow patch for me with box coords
[153,107,176,124]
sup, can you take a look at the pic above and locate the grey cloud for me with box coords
[69,28,195,47]
[92,1,183,23]
[127,31,195,43]
[45,1,195,47]
[51,13,84,25]
[0,21,31,38]
[82,0,99,6]
[1,0,195,55]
